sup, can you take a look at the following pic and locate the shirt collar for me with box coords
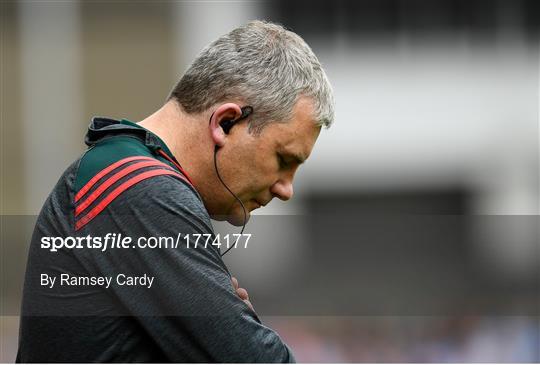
[85,116,175,158]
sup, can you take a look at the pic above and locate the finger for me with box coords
[244,299,254,312]
[231,277,239,290]
[236,287,249,301]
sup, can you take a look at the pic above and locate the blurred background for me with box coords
[1,0,539,362]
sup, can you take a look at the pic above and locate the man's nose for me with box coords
[270,180,294,201]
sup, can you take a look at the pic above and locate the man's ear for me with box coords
[209,103,243,148]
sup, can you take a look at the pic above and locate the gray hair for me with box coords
[168,20,334,134]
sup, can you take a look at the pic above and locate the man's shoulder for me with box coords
[119,174,212,232]
[76,172,213,236]
[73,136,208,232]
[75,135,155,192]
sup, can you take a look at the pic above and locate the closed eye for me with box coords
[277,154,288,169]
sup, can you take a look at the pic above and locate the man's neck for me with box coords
[138,101,211,186]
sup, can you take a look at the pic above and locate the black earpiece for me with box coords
[220,106,253,134]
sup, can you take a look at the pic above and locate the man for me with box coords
[17,20,334,362]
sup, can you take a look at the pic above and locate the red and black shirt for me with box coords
[17,117,295,362]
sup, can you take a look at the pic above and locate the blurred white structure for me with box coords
[19,1,84,214]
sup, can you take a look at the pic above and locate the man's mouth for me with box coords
[251,200,265,210]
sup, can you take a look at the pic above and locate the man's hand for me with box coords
[231,276,254,312]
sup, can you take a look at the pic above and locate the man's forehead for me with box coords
[257,95,320,154]
[274,115,320,161]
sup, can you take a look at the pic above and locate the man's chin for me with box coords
[227,211,251,226]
